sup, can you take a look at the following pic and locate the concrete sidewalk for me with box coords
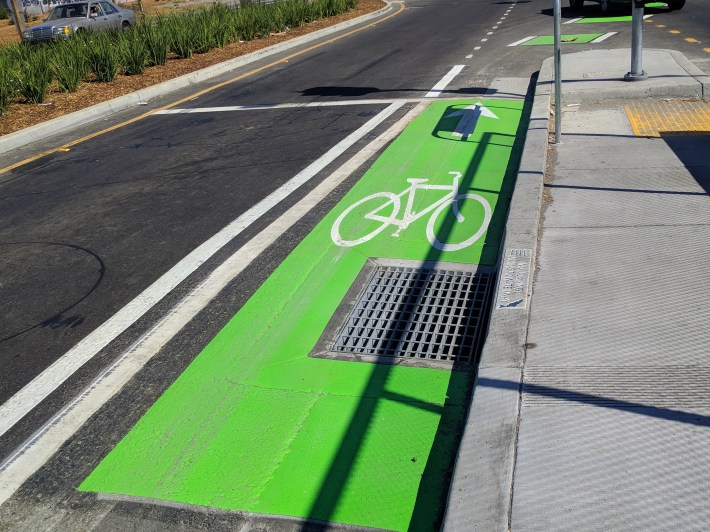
[445,49,710,530]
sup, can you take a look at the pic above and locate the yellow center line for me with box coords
[684,37,699,43]
[705,47,710,53]
[669,29,681,34]
[0,2,405,176]
[656,24,666,28]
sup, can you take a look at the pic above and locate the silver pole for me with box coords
[624,0,647,80]
[553,0,562,143]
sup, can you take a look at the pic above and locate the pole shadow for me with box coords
[301,79,536,530]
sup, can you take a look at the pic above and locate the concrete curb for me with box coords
[0,1,394,156]
[442,60,551,531]
[442,46,707,531]
[542,48,709,104]
[668,49,710,98]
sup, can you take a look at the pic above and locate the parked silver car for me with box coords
[22,1,136,42]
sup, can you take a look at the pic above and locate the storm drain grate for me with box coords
[311,260,495,369]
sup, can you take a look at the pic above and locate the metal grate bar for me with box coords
[330,263,495,366]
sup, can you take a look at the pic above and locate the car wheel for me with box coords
[121,20,130,29]
[667,0,685,9]
[570,0,584,9]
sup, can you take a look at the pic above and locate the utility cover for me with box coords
[311,259,495,369]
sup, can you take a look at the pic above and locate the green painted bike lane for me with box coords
[80,99,526,531]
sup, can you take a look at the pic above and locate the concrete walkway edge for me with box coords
[442,46,708,531]
[0,1,394,157]
[442,59,551,531]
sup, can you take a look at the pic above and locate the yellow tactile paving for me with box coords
[625,100,710,137]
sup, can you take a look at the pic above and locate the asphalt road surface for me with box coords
[0,0,707,528]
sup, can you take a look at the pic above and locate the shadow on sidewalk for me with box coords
[478,377,710,428]
[661,133,710,195]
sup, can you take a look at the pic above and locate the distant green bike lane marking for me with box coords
[80,100,525,531]
[523,33,604,45]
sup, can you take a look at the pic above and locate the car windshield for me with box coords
[46,3,88,20]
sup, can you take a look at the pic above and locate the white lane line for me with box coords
[466,54,473,58]
[508,36,536,46]
[643,14,653,18]
[474,46,482,51]
[424,65,465,98]
[481,38,488,42]
[0,100,426,508]
[591,31,617,43]
[493,25,499,29]
[487,31,493,35]
[0,101,405,439]
[156,99,408,114]
[564,17,583,24]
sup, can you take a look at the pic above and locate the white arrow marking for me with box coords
[444,102,498,140]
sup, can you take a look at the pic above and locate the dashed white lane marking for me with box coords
[481,38,488,42]
[508,36,537,46]
[487,31,493,35]
[590,31,617,43]
[0,101,406,440]
[466,54,473,58]
[474,46,482,50]
[493,25,499,29]
[0,101,428,509]
[564,17,583,24]
[425,64,465,97]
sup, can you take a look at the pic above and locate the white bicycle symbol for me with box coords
[331,171,492,252]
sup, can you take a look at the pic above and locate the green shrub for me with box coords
[0,6,9,20]
[142,17,170,66]
[167,13,196,58]
[0,54,17,115]
[192,9,217,54]
[14,44,52,103]
[117,26,147,75]
[50,40,88,92]
[84,32,119,82]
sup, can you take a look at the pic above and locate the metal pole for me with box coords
[624,0,647,80]
[9,0,26,41]
[553,0,562,143]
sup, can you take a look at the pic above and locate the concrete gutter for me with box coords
[0,0,394,157]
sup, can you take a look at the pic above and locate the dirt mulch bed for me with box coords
[0,0,386,137]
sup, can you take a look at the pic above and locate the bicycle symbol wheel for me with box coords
[331,192,401,247]
[426,193,492,252]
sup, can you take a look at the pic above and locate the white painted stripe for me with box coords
[564,17,583,24]
[643,14,652,19]
[481,38,488,42]
[424,64,465,98]
[508,36,536,46]
[465,54,473,58]
[487,31,493,35]
[0,101,428,508]
[474,46,482,51]
[0,101,406,439]
[591,31,617,43]
[155,99,407,114]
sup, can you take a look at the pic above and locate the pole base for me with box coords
[624,71,648,81]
